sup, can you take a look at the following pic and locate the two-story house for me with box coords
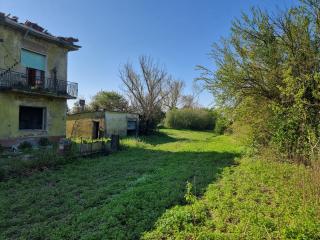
[0,13,80,147]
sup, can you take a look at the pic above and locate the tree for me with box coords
[181,82,202,109]
[198,1,320,163]
[90,91,128,112]
[120,56,170,134]
[181,95,197,109]
[163,79,184,110]
[70,99,90,113]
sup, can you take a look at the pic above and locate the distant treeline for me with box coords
[165,108,228,134]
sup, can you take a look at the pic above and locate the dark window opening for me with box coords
[127,120,137,136]
[92,121,100,139]
[27,68,45,88]
[19,106,46,130]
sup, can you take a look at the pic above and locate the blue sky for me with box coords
[0,0,298,107]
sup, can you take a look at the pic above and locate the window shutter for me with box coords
[21,49,46,71]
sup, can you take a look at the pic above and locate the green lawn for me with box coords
[0,129,243,240]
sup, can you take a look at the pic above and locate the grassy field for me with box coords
[144,158,320,239]
[0,129,243,240]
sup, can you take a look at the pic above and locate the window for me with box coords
[127,120,137,136]
[21,49,46,88]
[19,106,46,130]
[21,49,46,71]
[127,120,137,130]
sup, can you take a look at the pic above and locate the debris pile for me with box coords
[24,20,44,32]
[57,37,79,43]
[0,12,78,45]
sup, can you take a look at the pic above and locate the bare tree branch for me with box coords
[120,56,171,133]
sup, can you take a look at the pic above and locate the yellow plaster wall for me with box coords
[0,25,68,80]
[66,118,105,139]
[66,112,105,138]
[0,22,73,144]
[66,112,139,138]
[0,92,66,139]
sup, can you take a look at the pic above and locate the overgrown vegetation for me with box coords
[3,1,320,239]
[142,1,320,239]
[144,158,320,239]
[18,141,32,150]
[38,137,50,146]
[198,0,320,164]
[165,108,215,130]
[212,109,230,135]
[2,130,319,239]
[0,129,242,239]
[0,138,110,180]
[164,108,230,134]
[0,147,76,180]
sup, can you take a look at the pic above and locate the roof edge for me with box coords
[0,13,81,51]
[67,110,140,116]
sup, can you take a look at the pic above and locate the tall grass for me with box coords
[143,158,320,239]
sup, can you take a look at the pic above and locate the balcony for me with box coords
[0,68,78,99]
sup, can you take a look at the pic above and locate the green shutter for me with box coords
[21,49,46,71]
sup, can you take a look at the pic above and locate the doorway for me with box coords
[92,121,100,139]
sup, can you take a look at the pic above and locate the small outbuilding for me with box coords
[66,111,139,139]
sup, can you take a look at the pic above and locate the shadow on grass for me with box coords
[138,131,189,146]
[0,142,241,240]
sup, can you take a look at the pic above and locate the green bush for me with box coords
[197,1,320,163]
[165,108,215,130]
[18,141,33,150]
[214,117,227,134]
[139,105,165,135]
[38,137,50,146]
[214,113,229,135]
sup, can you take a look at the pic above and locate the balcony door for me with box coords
[27,68,45,88]
[21,49,46,88]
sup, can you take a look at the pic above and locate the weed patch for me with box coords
[144,158,320,239]
[0,129,242,239]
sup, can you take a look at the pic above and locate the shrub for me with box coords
[18,141,32,150]
[165,108,215,130]
[30,149,64,169]
[214,114,229,135]
[38,137,50,146]
[197,2,320,163]
[139,106,165,135]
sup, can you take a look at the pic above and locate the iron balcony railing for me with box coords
[0,68,78,99]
